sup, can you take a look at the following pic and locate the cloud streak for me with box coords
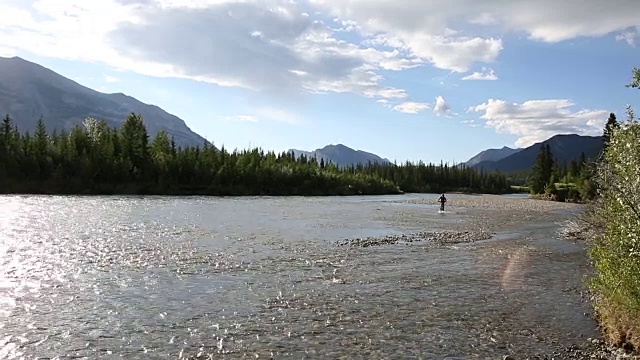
[616,27,639,47]
[255,107,304,124]
[461,67,498,81]
[468,99,610,147]
[218,115,259,123]
[392,101,429,114]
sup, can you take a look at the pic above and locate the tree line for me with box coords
[527,113,618,202]
[0,114,511,196]
[528,143,597,201]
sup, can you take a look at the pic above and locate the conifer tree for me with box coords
[603,112,619,152]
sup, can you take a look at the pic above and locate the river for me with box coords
[0,194,598,359]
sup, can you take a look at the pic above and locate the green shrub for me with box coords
[589,108,640,349]
[545,181,558,195]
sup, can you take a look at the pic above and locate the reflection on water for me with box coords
[500,247,529,291]
[0,195,596,358]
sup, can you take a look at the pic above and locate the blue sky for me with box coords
[0,0,638,164]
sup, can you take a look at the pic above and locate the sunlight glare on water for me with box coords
[0,197,22,319]
[0,194,598,358]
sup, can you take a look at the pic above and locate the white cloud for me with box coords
[392,101,429,114]
[0,0,422,108]
[616,27,640,47]
[461,119,479,127]
[255,107,304,124]
[103,74,119,83]
[358,31,502,73]
[311,0,640,71]
[469,13,497,26]
[433,96,456,117]
[218,109,302,124]
[461,67,498,81]
[218,115,258,122]
[468,99,610,147]
[0,0,639,113]
[0,45,14,57]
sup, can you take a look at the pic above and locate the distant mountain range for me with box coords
[289,144,391,167]
[463,146,521,168]
[289,134,603,171]
[0,56,207,148]
[465,134,604,172]
[0,57,605,171]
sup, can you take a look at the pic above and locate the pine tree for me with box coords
[120,113,150,180]
[528,144,554,194]
[603,112,619,152]
[0,113,513,196]
[626,67,640,89]
[543,144,554,183]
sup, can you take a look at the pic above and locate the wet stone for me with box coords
[335,230,494,248]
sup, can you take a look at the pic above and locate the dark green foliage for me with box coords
[527,112,619,202]
[0,113,511,196]
[588,108,640,348]
[529,144,554,194]
[603,113,619,151]
[571,70,640,350]
[502,169,531,186]
[626,67,640,89]
[354,160,510,194]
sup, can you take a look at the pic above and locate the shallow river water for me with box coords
[0,194,598,359]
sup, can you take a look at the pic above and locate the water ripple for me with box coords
[0,195,598,358]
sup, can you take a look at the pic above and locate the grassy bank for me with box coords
[510,185,530,193]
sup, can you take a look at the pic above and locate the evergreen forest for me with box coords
[0,113,511,196]
[525,112,619,203]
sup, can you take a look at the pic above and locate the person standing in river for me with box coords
[438,193,447,211]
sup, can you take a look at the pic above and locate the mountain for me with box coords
[0,56,207,147]
[288,144,391,167]
[472,134,604,172]
[463,146,521,167]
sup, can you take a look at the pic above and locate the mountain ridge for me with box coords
[288,144,391,167]
[471,134,604,172]
[463,145,521,167]
[0,56,208,148]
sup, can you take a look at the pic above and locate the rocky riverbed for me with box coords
[336,230,495,247]
[354,194,640,360]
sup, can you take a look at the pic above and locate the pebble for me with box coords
[336,230,494,248]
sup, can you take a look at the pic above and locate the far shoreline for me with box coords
[0,189,524,198]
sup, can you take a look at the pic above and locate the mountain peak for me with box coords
[0,57,208,148]
[463,146,520,167]
[321,143,349,150]
[1,55,26,62]
[470,134,604,172]
[288,144,389,167]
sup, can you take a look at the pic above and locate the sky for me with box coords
[0,0,638,164]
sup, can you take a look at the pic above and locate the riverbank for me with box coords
[379,194,637,359]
